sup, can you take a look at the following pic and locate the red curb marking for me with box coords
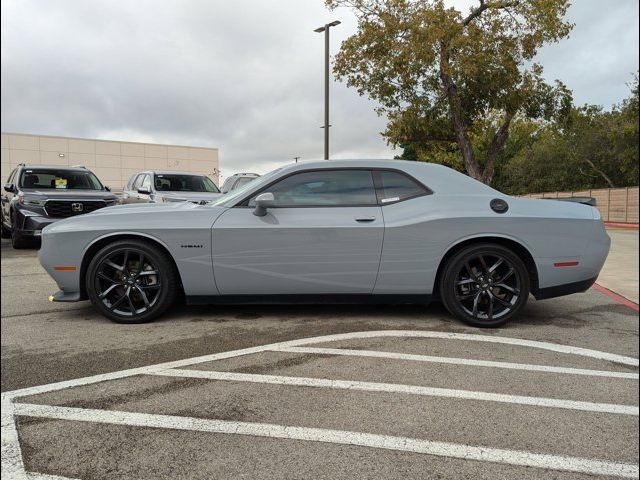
[604,222,639,229]
[592,283,639,312]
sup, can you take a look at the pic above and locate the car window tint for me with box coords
[377,171,428,203]
[18,169,103,190]
[254,170,377,207]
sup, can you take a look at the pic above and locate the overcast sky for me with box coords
[1,0,638,177]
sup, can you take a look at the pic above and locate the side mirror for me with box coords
[253,192,275,217]
[3,183,16,194]
[137,187,151,195]
[104,185,111,192]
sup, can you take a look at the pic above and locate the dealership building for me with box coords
[1,132,219,190]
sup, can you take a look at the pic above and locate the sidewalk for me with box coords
[596,228,639,304]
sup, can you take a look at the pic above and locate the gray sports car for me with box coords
[38,160,610,327]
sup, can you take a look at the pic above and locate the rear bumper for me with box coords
[533,276,598,300]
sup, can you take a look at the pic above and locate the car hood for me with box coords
[88,201,213,215]
[20,188,118,201]
[156,191,223,202]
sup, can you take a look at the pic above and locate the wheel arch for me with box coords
[433,235,539,298]
[79,232,185,300]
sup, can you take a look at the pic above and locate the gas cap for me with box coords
[490,198,509,214]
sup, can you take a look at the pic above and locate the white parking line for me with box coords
[152,369,639,415]
[13,403,639,479]
[3,330,638,401]
[2,330,638,479]
[271,346,640,379]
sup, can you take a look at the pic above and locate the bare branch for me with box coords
[462,0,520,26]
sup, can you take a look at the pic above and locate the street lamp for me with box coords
[314,20,341,160]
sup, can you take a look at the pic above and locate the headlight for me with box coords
[18,194,46,206]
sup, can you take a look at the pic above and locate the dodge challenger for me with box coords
[38,160,610,327]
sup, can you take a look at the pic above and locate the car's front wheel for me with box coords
[86,239,178,323]
[10,213,31,249]
[439,243,530,328]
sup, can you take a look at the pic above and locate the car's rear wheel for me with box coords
[439,243,530,328]
[86,239,178,323]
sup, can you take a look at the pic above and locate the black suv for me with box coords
[1,164,118,248]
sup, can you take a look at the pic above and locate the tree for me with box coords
[494,74,640,194]
[326,0,573,184]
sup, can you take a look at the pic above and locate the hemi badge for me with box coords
[54,266,77,271]
[554,261,579,267]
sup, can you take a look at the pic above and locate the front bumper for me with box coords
[14,209,57,237]
[48,290,83,302]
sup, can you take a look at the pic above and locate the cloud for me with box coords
[2,0,638,176]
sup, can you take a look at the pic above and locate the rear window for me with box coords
[154,174,220,193]
[376,171,428,203]
[19,169,103,190]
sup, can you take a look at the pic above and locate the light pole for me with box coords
[314,20,340,160]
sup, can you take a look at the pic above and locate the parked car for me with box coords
[1,164,118,248]
[122,171,222,204]
[221,172,260,194]
[39,160,610,327]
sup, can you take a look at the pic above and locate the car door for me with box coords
[136,174,153,203]
[211,169,384,295]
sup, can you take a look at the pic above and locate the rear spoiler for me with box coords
[544,196,597,206]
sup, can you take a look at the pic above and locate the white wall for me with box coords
[1,133,219,190]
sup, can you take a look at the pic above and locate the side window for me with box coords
[140,174,151,191]
[252,170,377,207]
[221,177,234,193]
[376,170,429,204]
[132,174,145,190]
[233,177,254,190]
[7,169,17,183]
[126,174,138,190]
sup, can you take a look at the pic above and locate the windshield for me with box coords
[19,169,104,190]
[212,168,284,206]
[154,174,220,193]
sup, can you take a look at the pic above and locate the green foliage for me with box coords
[494,74,639,194]
[326,0,574,183]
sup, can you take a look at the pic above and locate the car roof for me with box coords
[229,172,260,177]
[146,170,209,176]
[18,165,92,173]
[214,160,500,208]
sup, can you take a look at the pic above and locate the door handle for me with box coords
[355,217,376,223]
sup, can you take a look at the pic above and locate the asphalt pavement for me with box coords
[1,233,638,479]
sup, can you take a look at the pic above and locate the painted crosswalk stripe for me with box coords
[13,403,639,479]
[270,346,640,379]
[151,369,639,416]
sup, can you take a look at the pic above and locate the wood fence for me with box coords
[519,186,639,224]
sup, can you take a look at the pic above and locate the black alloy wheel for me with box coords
[440,244,530,328]
[86,239,178,323]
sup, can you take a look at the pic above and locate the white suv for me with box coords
[220,173,260,194]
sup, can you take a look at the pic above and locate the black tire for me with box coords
[86,239,178,324]
[10,213,31,249]
[439,243,530,328]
